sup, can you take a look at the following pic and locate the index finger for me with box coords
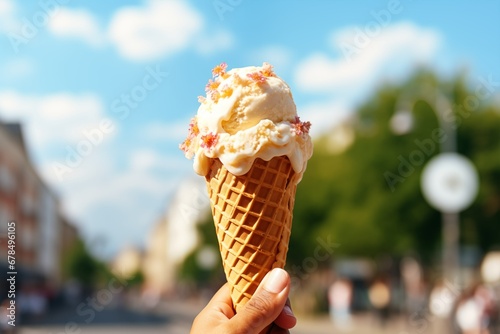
[204,283,235,319]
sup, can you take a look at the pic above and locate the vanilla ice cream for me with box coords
[181,62,313,180]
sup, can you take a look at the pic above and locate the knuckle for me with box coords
[245,293,273,326]
[247,293,272,312]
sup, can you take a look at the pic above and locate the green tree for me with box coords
[62,239,111,287]
[290,69,500,267]
[179,211,224,286]
[125,269,145,287]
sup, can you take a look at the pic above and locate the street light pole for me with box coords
[393,86,478,287]
[442,212,460,284]
[434,93,460,286]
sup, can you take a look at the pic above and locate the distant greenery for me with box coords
[291,69,500,266]
[62,239,113,287]
[179,211,224,285]
[125,269,145,286]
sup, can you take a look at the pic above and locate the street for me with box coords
[19,299,449,334]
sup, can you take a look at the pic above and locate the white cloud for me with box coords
[294,22,441,136]
[65,165,172,220]
[41,1,233,61]
[141,120,189,142]
[250,46,293,70]
[0,0,16,32]
[130,149,160,171]
[107,0,203,61]
[129,148,187,172]
[295,22,440,95]
[0,91,108,148]
[47,8,104,46]
[299,100,352,138]
[0,0,13,16]
[195,29,234,55]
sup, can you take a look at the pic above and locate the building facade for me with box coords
[0,122,78,291]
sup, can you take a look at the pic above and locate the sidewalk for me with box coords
[294,313,449,334]
[20,313,449,334]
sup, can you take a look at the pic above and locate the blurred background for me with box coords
[0,0,499,333]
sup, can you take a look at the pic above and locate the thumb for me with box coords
[228,268,290,334]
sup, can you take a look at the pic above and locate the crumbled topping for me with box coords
[200,132,219,150]
[220,85,233,98]
[212,62,227,78]
[210,90,221,102]
[188,118,200,136]
[205,79,220,93]
[247,62,276,84]
[180,118,200,158]
[291,116,312,136]
[262,62,276,77]
[247,71,267,84]
[179,139,193,158]
[205,79,221,102]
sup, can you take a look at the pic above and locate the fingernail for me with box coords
[263,268,288,294]
[284,304,295,318]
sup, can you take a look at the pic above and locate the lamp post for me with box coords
[391,86,479,285]
[421,153,479,284]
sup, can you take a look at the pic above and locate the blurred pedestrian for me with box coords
[401,257,426,316]
[328,278,353,329]
[429,280,458,319]
[455,283,496,334]
[368,278,391,326]
[63,279,82,307]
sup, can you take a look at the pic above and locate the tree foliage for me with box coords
[62,239,112,287]
[179,211,224,285]
[290,69,500,267]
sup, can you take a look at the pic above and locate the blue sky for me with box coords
[0,0,499,258]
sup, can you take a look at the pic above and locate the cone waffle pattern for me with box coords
[206,156,297,312]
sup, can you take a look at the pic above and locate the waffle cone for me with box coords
[205,155,298,312]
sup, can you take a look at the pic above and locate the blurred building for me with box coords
[0,122,79,290]
[142,177,209,295]
[142,219,170,294]
[111,245,142,279]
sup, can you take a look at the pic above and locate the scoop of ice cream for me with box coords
[180,62,313,180]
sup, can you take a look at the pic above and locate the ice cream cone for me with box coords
[205,155,298,312]
[181,63,312,332]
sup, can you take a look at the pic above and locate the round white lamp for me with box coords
[421,153,479,213]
